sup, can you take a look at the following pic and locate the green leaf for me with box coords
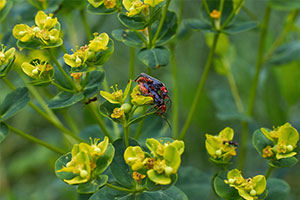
[0,87,30,121]
[94,143,115,175]
[145,174,177,191]
[270,157,298,168]
[0,1,13,22]
[118,13,148,30]
[55,153,77,180]
[223,21,259,34]
[138,47,170,69]
[266,178,290,200]
[0,56,15,78]
[183,19,215,33]
[89,186,128,200]
[0,122,9,143]
[77,175,108,194]
[112,29,145,48]
[86,39,114,66]
[252,129,273,157]
[268,42,300,66]
[48,91,84,109]
[153,11,178,46]
[17,39,43,50]
[213,171,241,200]
[176,167,211,200]
[110,138,139,188]
[87,3,118,15]
[83,71,105,98]
[269,0,300,10]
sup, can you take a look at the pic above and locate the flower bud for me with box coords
[121,103,132,113]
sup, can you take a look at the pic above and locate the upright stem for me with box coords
[170,44,179,138]
[238,5,271,170]
[123,124,129,147]
[47,49,75,89]
[80,9,92,40]
[178,33,220,139]
[7,125,66,155]
[129,47,135,79]
[152,0,171,45]
[265,166,274,180]
[86,103,113,142]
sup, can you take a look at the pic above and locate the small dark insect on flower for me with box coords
[85,97,98,105]
[223,140,238,147]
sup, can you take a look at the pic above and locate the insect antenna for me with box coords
[161,115,172,130]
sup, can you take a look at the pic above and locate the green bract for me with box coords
[124,138,184,185]
[261,123,299,160]
[224,169,267,200]
[205,127,237,165]
[56,137,114,188]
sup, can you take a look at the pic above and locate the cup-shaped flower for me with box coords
[100,80,132,104]
[88,33,109,52]
[144,0,163,7]
[124,146,146,171]
[261,123,299,160]
[56,145,91,185]
[225,169,266,200]
[0,46,15,66]
[36,29,61,45]
[205,127,237,163]
[0,0,6,10]
[123,0,146,17]
[64,46,90,68]
[146,138,185,158]
[12,24,35,42]
[35,11,58,30]
[21,59,53,80]
[131,85,153,106]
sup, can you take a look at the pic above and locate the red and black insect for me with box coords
[135,73,170,116]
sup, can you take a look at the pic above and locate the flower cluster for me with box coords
[124,138,184,185]
[88,0,117,9]
[225,169,266,200]
[205,127,237,164]
[56,137,110,184]
[122,0,164,17]
[12,11,62,48]
[261,123,299,160]
[63,32,109,68]
[21,59,53,80]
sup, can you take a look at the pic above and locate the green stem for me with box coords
[80,9,92,41]
[238,5,271,170]
[242,5,258,21]
[105,183,136,193]
[61,110,80,134]
[147,9,154,48]
[265,166,274,180]
[81,72,90,90]
[178,33,220,140]
[134,117,145,140]
[86,103,113,142]
[123,124,129,147]
[152,0,171,45]
[129,47,135,80]
[221,0,244,29]
[170,44,179,138]
[129,111,156,126]
[7,125,66,155]
[47,49,75,89]
[52,81,75,93]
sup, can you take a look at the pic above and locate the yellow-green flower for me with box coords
[124,146,146,171]
[79,137,109,161]
[131,85,153,106]
[36,29,61,45]
[225,169,266,200]
[35,11,57,30]
[100,80,132,104]
[0,46,15,66]
[88,32,109,52]
[205,127,237,163]
[64,46,90,68]
[56,145,91,185]
[21,60,53,79]
[0,0,6,10]
[210,9,221,19]
[111,108,125,119]
[104,0,116,9]
[12,24,35,42]
[123,0,146,17]
[144,0,163,7]
[261,123,299,160]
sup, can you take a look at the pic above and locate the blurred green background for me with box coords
[1,0,300,199]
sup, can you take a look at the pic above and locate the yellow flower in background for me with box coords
[123,0,146,17]
[0,0,6,10]
[12,24,35,42]
[210,9,221,19]
[88,33,109,52]
[0,46,15,65]
[144,0,163,7]
[35,11,58,30]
